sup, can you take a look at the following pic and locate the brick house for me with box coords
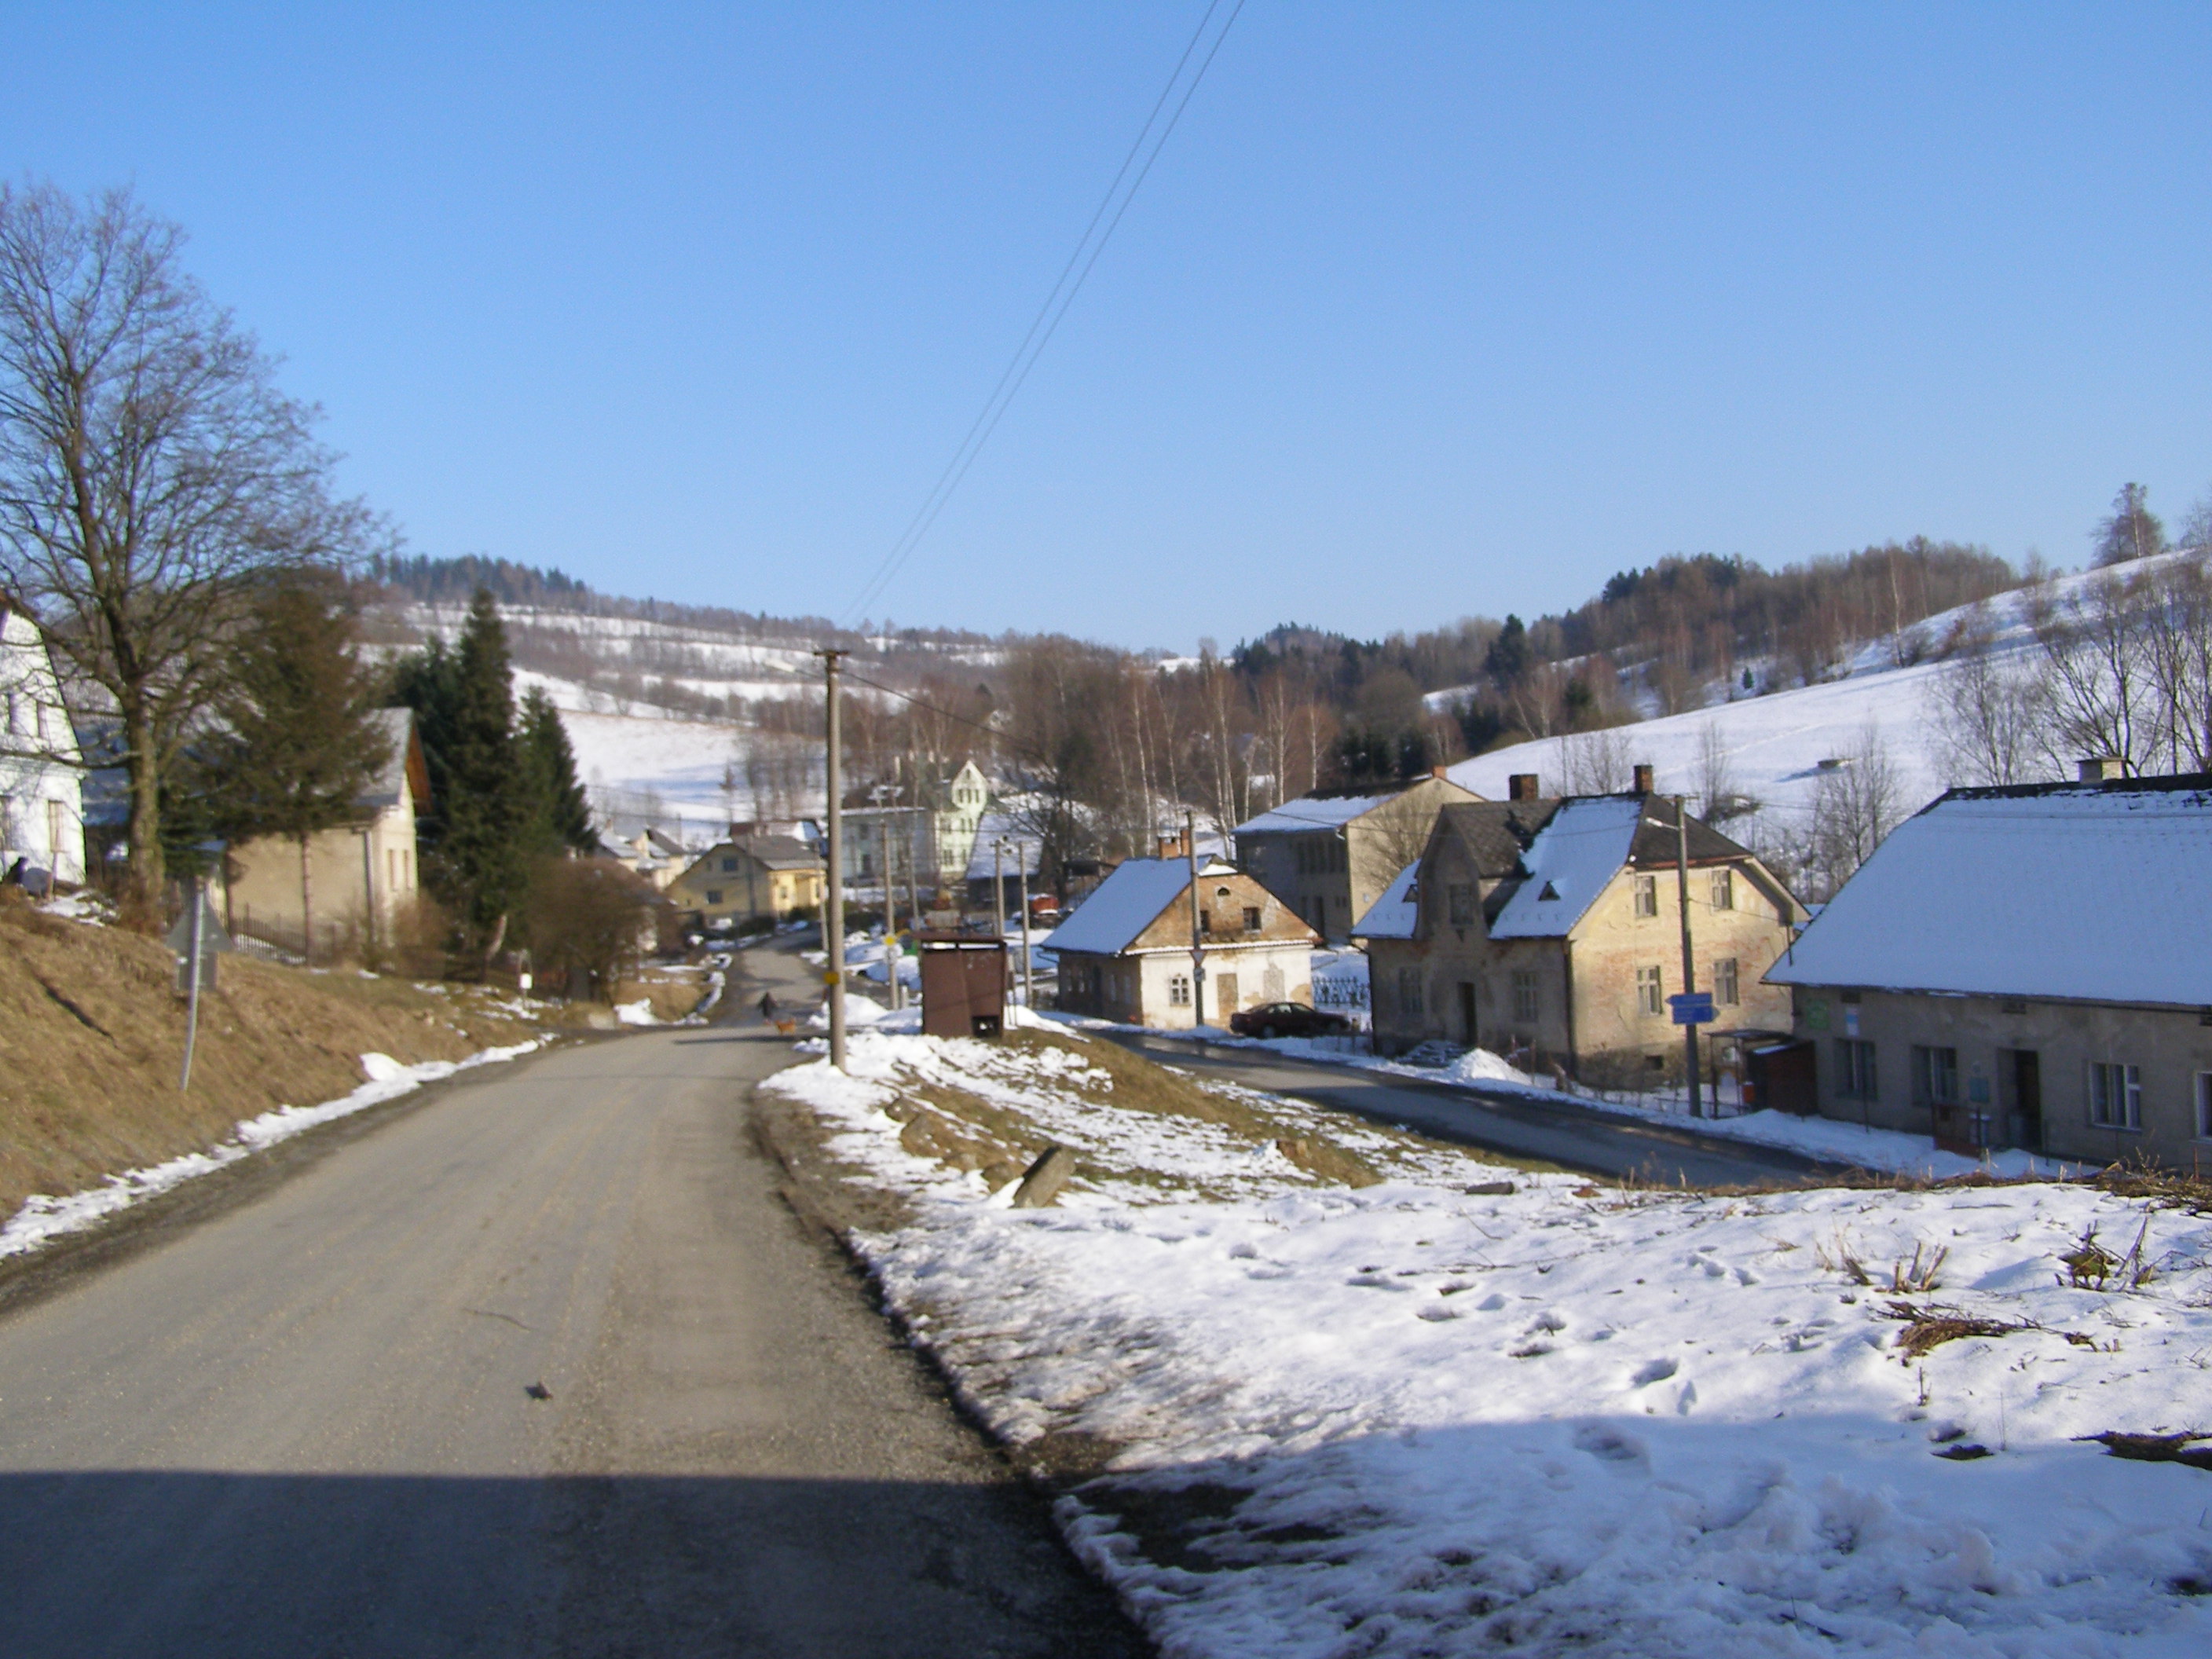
[1357,771,1805,1085]
[1046,856,1320,1028]
[669,833,825,927]
[1766,771,2212,1164]
[1234,772,1482,943]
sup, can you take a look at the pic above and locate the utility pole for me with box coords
[991,838,1006,943]
[1016,854,1035,1012]
[819,649,847,1071]
[179,877,203,1091]
[1185,810,1206,1028]
[1674,794,1701,1119]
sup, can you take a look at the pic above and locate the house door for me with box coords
[2012,1050,2042,1151]
[1457,982,1478,1046]
[1214,972,1238,1016]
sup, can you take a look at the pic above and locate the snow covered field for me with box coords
[766,1028,2212,1657]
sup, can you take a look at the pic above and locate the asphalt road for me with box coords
[0,945,1144,1659]
[1104,1031,1835,1187]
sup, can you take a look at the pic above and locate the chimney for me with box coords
[1157,831,1186,860]
[1507,773,1540,802]
[1430,764,1448,781]
[1632,763,1655,794]
[2078,756,2125,782]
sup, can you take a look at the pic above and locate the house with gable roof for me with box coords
[1357,768,1804,1085]
[1234,771,1481,943]
[1046,855,1320,1028]
[0,599,85,888]
[668,833,826,927]
[1767,768,2212,1163]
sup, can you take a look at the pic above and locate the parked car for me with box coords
[1229,1002,1353,1039]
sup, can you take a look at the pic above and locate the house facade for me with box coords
[1357,776,1804,1085]
[843,759,992,899]
[1235,772,1482,943]
[1766,772,2212,1165]
[669,833,826,926]
[0,602,86,888]
[222,709,427,955]
[1046,856,1320,1029]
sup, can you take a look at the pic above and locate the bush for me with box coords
[522,857,663,1002]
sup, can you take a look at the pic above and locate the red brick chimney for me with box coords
[1632,763,1655,793]
[1157,831,1186,859]
[1507,773,1540,801]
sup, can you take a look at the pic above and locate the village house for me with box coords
[597,825,689,891]
[842,759,993,901]
[1765,768,2212,1165]
[1234,771,1482,943]
[1357,770,1805,1086]
[0,599,85,888]
[668,833,826,928]
[1046,855,1320,1029]
[221,709,428,956]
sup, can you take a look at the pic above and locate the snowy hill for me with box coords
[1444,558,2160,844]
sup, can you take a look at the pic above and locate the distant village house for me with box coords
[1235,772,1481,943]
[1046,854,1320,1029]
[0,601,85,889]
[669,833,826,928]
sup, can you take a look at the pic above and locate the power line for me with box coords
[840,0,1247,627]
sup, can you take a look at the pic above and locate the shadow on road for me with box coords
[0,1468,1145,1659]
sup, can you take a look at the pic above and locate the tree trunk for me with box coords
[123,701,164,916]
[299,833,314,964]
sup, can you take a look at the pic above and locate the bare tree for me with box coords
[2093,482,2167,568]
[1557,726,1632,794]
[1808,721,1906,899]
[2032,569,2155,774]
[1928,604,2045,786]
[0,183,378,906]
[1692,718,1758,822]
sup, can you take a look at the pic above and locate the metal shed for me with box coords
[917,932,1006,1038]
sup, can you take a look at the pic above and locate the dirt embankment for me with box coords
[0,901,543,1218]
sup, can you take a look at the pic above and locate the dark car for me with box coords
[1229,1002,1353,1040]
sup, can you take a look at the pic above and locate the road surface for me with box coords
[1104,1031,1835,1188]
[0,945,1144,1659]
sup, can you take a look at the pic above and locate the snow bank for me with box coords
[764,1032,2212,1656]
[0,1042,542,1261]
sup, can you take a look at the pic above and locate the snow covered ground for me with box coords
[765,1028,2212,1657]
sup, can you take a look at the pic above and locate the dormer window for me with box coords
[1447,884,1475,925]
[1538,880,1559,901]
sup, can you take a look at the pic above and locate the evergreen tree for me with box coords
[200,577,391,961]
[519,685,595,853]
[2093,482,2167,567]
[393,588,528,965]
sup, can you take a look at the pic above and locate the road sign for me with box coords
[1667,991,1717,1026]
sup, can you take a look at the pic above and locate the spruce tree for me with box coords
[519,686,595,853]
[202,577,391,961]
[394,588,528,965]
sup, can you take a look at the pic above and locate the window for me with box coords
[1634,873,1658,917]
[1243,906,1262,932]
[1448,884,1475,925]
[1397,966,1424,1015]
[1168,973,1192,1008]
[1511,969,1539,1024]
[1834,1039,1877,1101]
[722,857,738,873]
[1712,958,1739,1005]
[1636,965,1663,1016]
[705,888,723,906]
[2089,1061,2142,1130]
[1911,1046,1959,1106]
[2197,1074,2212,1140]
[1710,869,1734,911]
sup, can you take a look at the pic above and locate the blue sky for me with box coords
[6,3,2211,650]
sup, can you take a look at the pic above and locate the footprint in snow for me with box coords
[1631,1357,1678,1387]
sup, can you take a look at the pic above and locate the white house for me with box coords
[0,601,85,888]
[1045,855,1320,1029]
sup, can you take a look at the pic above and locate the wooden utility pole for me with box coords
[991,838,1006,943]
[819,649,847,1071]
[1674,795,1701,1119]
[1016,855,1035,1013]
[1185,810,1206,1028]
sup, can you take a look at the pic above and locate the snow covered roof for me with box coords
[1235,790,1397,835]
[1489,796,1649,938]
[1767,778,2212,1005]
[1350,860,1420,940]
[1042,856,1232,955]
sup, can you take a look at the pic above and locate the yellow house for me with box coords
[221,709,428,958]
[669,833,826,926]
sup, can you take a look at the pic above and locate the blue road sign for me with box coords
[1668,991,1717,1026]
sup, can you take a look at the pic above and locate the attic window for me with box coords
[1538,880,1560,901]
[1216,886,1232,899]
[1243,906,1262,932]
